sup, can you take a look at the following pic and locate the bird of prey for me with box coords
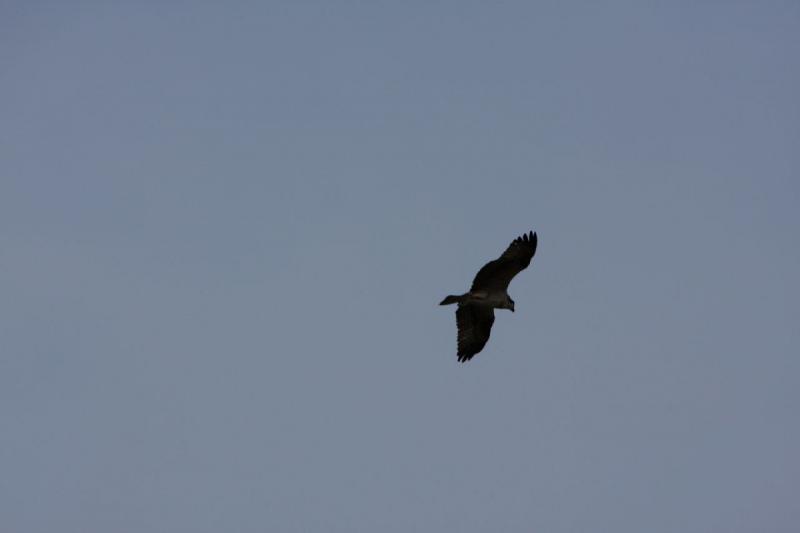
[440,231,538,362]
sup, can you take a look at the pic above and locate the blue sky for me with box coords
[2,2,799,532]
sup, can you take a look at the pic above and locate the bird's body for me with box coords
[440,231,537,362]
[441,290,512,308]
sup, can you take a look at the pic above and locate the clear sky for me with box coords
[2,2,798,532]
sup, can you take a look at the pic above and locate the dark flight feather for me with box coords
[456,304,495,362]
[470,231,537,292]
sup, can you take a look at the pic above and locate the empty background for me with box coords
[2,2,798,532]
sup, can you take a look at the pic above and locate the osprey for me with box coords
[440,231,538,362]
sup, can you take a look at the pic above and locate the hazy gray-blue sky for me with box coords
[2,2,798,532]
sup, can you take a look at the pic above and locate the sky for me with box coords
[1,2,799,532]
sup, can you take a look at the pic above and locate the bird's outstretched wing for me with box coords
[470,231,537,292]
[456,304,495,362]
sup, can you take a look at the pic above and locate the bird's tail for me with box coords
[439,294,464,306]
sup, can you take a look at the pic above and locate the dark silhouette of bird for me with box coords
[440,231,537,362]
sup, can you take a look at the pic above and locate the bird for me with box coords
[440,231,538,362]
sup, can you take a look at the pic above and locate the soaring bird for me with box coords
[440,231,538,362]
